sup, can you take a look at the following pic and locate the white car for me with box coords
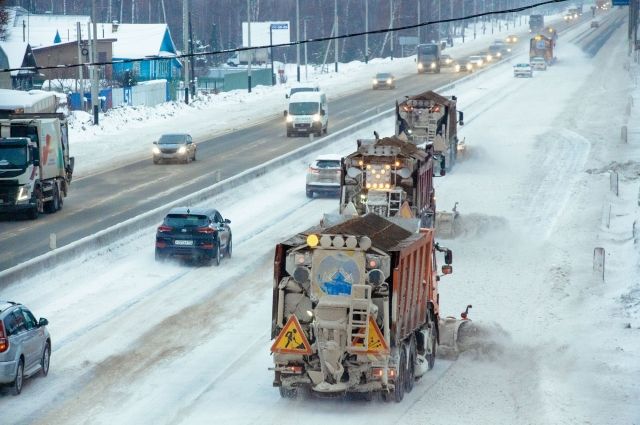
[513,63,533,78]
[306,154,341,198]
[530,57,547,70]
[468,55,485,68]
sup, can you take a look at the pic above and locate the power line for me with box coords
[0,0,569,74]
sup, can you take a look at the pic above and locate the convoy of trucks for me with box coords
[0,90,74,219]
[395,90,464,173]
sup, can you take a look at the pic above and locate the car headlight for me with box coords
[372,79,378,84]
[430,62,436,68]
[497,52,501,57]
[455,65,460,72]
[312,113,321,122]
[418,63,424,69]
[466,64,472,70]
[178,146,187,154]
[152,146,161,155]
[17,186,29,201]
[286,115,294,123]
[446,58,452,64]
[386,78,392,84]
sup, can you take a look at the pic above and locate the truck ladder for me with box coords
[426,117,438,143]
[347,284,372,353]
[388,190,404,216]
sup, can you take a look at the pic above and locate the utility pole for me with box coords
[91,0,99,125]
[76,22,85,112]
[296,0,300,82]
[334,0,338,72]
[417,0,421,44]
[304,18,309,80]
[390,0,394,60]
[247,0,252,93]
[188,11,195,96]
[365,0,369,63]
[183,0,190,103]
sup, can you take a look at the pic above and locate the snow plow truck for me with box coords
[395,90,464,173]
[270,213,455,401]
[339,134,437,228]
[529,34,556,65]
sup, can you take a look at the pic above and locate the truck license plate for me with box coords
[174,240,193,246]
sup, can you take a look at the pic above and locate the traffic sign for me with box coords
[271,315,312,355]
[352,317,390,354]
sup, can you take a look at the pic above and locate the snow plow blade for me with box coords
[438,305,475,358]
[435,211,456,238]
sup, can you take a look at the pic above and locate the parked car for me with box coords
[591,20,600,28]
[439,54,454,67]
[513,63,533,78]
[505,34,518,43]
[372,72,396,89]
[530,56,548,70]
[0,301,50,395]
[468,55,485,68]
[152,134,197,164]
[155,207,232,266]
[454,59,474,73]
[306,154,341,198]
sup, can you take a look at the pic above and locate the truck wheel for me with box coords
[45,184,60,213]
[28,187,43,220]
[393,348,406,402]
[279,386,297,399]
[12,358,24,395]
[405,340,417,393]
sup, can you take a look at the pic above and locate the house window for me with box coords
[157,59,169,78]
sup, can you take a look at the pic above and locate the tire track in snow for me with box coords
[520,128,590,240]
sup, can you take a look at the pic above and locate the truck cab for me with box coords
[416,43,441,73]
[0,114,73,219]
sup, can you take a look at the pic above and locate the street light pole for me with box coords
[247,0,252,93]
[365,0,369,63]
[417,0,421,44]
[390,0,393,60]
[296,0,300,82]
[304,18,308,80]
[334,0,338,72]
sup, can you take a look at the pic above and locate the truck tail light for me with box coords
[371,367,396,379]
[282,365,304,374]
[197,227,216,234]
[158,225,173,233]
[0,321,8,353]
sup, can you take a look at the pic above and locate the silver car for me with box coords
[152,133,197,164]
[306,154,341,198]
[0,301,50,395]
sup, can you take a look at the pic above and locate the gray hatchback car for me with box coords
[152,133,197,164]
[0,301,50,395]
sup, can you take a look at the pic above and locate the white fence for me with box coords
[111,79,167,108]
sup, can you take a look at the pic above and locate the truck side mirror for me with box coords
[283,110,288,117]
[458,111,464,126]
[444,249,453,264]
[440,157,446,176]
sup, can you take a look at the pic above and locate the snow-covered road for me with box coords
[1,12,638,425]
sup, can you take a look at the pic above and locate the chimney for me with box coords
[112,20,119,33]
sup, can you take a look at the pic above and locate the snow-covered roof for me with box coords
[0,89,58,112]
[6,10,177,60]
[0,42,31,76]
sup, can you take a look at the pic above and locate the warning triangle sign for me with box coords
[271,315,313,355]
[353,317,390,354]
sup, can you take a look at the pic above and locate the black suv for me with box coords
[155,207,232,266]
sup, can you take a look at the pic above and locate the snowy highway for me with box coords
[0,9,638,425]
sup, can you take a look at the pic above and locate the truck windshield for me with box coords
[0,146,27,168]
[289,102,319,115]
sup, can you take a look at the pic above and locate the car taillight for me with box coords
[158,225,173,233]
[308,167,320,175]
[0,321,8,353]
[197,227,216,234]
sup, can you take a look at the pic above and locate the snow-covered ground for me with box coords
[1,10,638,425]
[67,15,541,178]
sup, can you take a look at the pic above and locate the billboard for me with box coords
[242,21,291,47]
